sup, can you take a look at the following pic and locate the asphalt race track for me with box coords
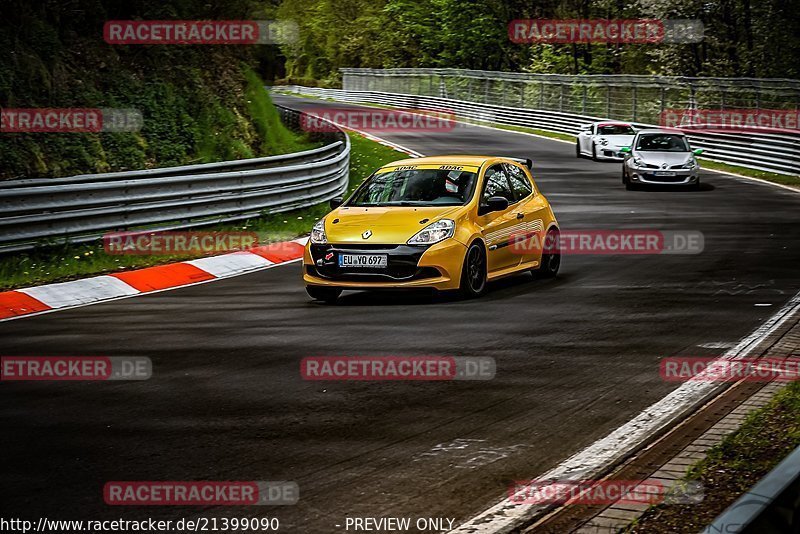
[2,94,799,532]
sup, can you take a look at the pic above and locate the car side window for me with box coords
[481,165,514,204]
[505,164,533,200]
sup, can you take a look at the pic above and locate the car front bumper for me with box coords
[596,147,627,160]
[627,166,699,185]
[303,239,467,291]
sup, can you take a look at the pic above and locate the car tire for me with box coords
[459,241,487,299]
[306,286,341,303]
[623,167,635,190]
[533,228,560,279]
[576,142,582,158]
[591,143,598,162]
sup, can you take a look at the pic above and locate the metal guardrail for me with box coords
[702,443,800,533]
[273,84,800,176]
[0,105,350,253]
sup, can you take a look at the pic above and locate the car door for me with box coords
[578,124,594,153]
[477,164,519,274]
[505,163,548,267]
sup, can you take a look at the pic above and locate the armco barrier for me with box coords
[0,105,350,253]
[273,85,800,176]
[702,443,800,533]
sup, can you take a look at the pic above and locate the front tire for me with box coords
[458,241,487,298]
[575,142,582,158]
[533,229,560,279]
[591,143,598,162]
[306,286,341,303]
[623,167,635,190]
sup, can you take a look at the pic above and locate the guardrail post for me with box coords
[582,86,587,114]
[539,82,544,109]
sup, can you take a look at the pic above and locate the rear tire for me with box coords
[459,241,487,299]
[306,286,341,303]
[591,143,598,162]
[533,229,560,279]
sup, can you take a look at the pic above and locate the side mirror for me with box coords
[693,148,704,156]
[329,196,343,209]
[620,146,631,153]
[480,196,509,215]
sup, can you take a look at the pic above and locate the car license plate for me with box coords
[654,171,676,177]
[338,254,388,268]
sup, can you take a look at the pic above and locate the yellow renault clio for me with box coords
[303,155,560,302]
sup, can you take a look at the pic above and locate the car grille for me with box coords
[307,265,440,282]
[309,244,438,282]
[642,174,687,183]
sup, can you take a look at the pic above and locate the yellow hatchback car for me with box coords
[303,155,560,302]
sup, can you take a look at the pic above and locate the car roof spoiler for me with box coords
[507,157,533,170]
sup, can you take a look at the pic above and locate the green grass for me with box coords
[625,381,800,533]
[699,158,800,187]
[0,133,407,291]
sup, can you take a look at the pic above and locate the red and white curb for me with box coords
[0,238,308,322]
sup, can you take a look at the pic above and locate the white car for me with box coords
[576,122,636,161]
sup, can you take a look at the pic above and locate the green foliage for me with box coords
[0,0,309,179]
[276,0,800,79]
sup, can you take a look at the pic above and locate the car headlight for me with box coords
[686,159,697,169]
[407,219,455,245]
[599,138,609,146]
[632,157,645,167]
[310,219,327,244]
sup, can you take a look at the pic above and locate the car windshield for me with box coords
[347,167,478,207]
[636,134,690,152]
[598,124,635,135]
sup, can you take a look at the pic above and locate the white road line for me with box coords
[449,289,800,534]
